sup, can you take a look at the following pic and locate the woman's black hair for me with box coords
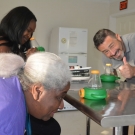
[0,6,37,55]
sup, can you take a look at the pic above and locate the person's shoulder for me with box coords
[0,37,8,44]
[122,32,135,39]
[121,32,135,47]
[0,76,25,134]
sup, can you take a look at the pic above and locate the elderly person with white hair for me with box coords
[0,52,71,135]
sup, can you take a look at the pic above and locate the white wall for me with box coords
[110,0,135,15]
[0,0,110,72]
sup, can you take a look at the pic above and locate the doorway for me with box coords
[109,9,135,35]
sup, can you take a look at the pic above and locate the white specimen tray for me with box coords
[70,67,91,81]
[70,67,91,71]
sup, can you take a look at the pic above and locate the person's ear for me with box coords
[115,34,121,41]
[31,84,43,100]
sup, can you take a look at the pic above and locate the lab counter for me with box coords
[64,81,135,135]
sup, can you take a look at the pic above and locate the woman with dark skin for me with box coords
[0,6,37,59]
[0,6,61,135]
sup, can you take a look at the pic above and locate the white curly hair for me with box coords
[0,52,71,91]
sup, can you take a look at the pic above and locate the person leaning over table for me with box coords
[0,52,71,135]
[0,6,62,135]
[0,44,63,135]
[93,28,135,135]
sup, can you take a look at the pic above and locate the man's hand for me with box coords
[119,57,135,78]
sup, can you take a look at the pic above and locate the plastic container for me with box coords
[104,63,113,75]
[79,87,107,100]
[100,63,120,82]
[79,70,107,100]
[88,70,102,88]
[30,37,45,52]
[37,46,45,52]
[100,74,120,82]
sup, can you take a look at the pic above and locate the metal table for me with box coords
[64,81,135,135]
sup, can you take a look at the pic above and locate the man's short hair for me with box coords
[93,29,116,49]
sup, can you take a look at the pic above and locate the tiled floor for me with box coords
[54,110,112,135]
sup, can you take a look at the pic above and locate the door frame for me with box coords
[109,9,135,32]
